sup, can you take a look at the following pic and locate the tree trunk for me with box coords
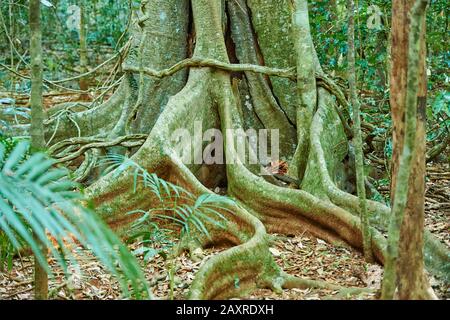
[288,0,316,181]
[347,0,373,263]
[29,0,48,300]
[25,0,448,299]
[382,0,434,300]
[79,1,90,100]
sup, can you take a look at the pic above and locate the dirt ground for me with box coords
[1,181,448,301]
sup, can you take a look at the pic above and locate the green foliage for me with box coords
[310,0,448,95]
[127,222,174,262]
[371,177,390,204]
[100,153,235,300]
[0,132,22,272]
[100,153,234,254]
[0,134,18,160]
[0,0,136,90]
[431,91,450,117]
[426,91,450,143]
[427,0,449,87]
[0,142,150,298]
[0,230,16,272]
[310,0,391,93]
[384,138,393,160]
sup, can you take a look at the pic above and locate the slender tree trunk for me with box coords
[29,0,48,300]
[382,0,431,300]
[396,1,434,300]
[289,0,316,181]
[79,1,89,100]
[347,0,373,262]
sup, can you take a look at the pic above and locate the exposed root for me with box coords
[272,273,375,296]
[49,134,147,164]
[45,81,126,143]
[123,58,296,80]
[306,88,449,278]
[85,68,217,228]
[188,201,277,299]
[217,72,386,257]
[73,149,99,183]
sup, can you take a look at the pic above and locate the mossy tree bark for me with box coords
[28,0,449,299]
[382,0,435,300]
[288,0,316,181]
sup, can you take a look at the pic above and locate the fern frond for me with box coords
[103,153,235,248]
[0,142,151,299]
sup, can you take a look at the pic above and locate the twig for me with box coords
[4,285,33,299]
[0,41,130,93]
[52,42,130,84]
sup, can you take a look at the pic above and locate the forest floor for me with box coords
[0,92,448,300]
[1,162,448,300]
[0,233,377,300]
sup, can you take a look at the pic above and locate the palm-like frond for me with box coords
[0,134,17,161]
[102,153,234,242]
[0,142,150,298]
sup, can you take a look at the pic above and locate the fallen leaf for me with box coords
[269,248,282,257]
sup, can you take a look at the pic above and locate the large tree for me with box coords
[13,0,449,299]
